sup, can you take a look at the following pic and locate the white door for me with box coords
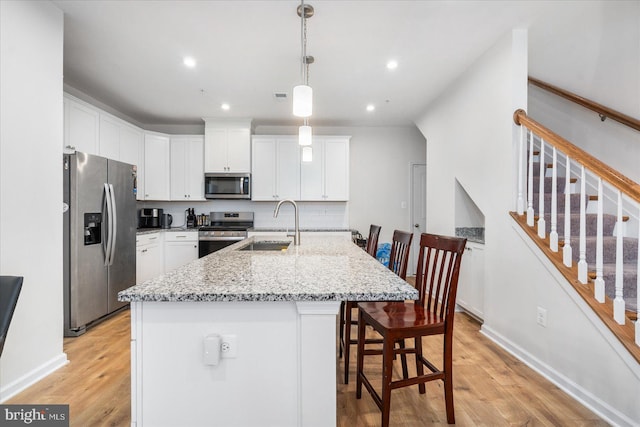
[409,163,426,275]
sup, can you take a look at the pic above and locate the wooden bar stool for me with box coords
[339,224,381,383]
[356,233,466,426]
[340,227,412,385]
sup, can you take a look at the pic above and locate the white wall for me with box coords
[0,1,67,400]
[415,27,640,426]
[527,0,640,183]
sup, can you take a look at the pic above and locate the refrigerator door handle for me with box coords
[104,183,114,266]
[108,183,117,266]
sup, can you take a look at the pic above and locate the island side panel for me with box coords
[132,301,300,427]
[296,301,342,427]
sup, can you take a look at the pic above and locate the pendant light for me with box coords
[299,118,312,146]
[293,2,314,118]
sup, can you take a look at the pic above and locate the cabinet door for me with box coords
[204,128,227,172]
[251,137,276,201]
[99,115,121,160]
[456,243,484,320]
[227,128,251,172]
[65,97,99,155]
[137,133,145,201]
[144,134,171,200]
[300,139,324,200]
[170,138,188,200]
[323,138,349,200]
[165,241,199,272]
[276,138,301,200]
[120,126,143,167]
[185,136,204,200]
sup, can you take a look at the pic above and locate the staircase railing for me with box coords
[529,77,640,132]
[512,109,640,361]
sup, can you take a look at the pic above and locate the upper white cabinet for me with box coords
[170,136,204,201]
[252,136,300,201]
[64,96,99,155]
[143,133,171,201]
[300,137,350,201]
[99,115,121,160]
[203,119,252,173]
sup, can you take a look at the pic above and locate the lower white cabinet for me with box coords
[136,232,164,284]
[164,231,198,272]
[456,242,484,320]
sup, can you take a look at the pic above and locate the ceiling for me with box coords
[53,1,571,128]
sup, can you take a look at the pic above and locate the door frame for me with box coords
[409,162,426,276]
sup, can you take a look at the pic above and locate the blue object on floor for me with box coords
[376,243,391,267]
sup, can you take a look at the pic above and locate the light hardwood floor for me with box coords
[6,308,607,426]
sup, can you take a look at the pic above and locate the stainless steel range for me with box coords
[198,212,254,258]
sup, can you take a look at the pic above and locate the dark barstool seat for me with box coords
[0,275,23,357]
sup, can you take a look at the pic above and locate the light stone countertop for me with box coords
[136,227,199,235]
[118,235,418,303]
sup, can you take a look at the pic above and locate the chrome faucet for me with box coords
[274,199,300,245]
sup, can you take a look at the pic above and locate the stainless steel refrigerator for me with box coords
[63,152,137,336]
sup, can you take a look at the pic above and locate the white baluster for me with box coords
[550,147,558,252]
[636,205,640,346]
[563,154,572,267]
[526,130,534,226]
[594,178,605,302]
[537,139,546,239]
[613,190,625,324]
[578,166,588,284]
[516,125,525,215]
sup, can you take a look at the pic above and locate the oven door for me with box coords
[198,237,245,258]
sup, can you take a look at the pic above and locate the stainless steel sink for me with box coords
[239,241,291,251]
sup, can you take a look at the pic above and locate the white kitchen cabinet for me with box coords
[118,124,143,167]
[251,136,300,201]
[64,95,99,155]
[170,136,204,201]
[300,137,350,201]
[99,115,121,160]
[204,119,252,173]
[143,132,171,200]
[136,232,164,284]
[164,231,199,272]
[456,242,485,320]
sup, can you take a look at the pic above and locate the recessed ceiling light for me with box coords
[183,57,196,68]
[221,103,230,111]
[386,60,398,70]
[366,104,375,112]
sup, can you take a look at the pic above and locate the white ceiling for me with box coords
[53,1,578,128]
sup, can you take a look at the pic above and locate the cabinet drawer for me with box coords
[136,232,162,247]
[164,231,198,242]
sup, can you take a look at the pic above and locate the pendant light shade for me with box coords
[293,84,313,117]
[302,146,313,162]
[299,124,312,146]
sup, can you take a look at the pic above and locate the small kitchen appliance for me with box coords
[161,213,173,229]
[204,173,251,199]
[139,208,163,228]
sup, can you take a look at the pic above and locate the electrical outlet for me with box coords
[536,307,547,327]
[220,334,237,358]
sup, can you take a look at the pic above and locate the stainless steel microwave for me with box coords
[204,173,251,199]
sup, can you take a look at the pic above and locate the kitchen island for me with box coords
[118,235,417,427]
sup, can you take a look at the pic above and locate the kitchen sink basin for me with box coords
[239,241,291,252]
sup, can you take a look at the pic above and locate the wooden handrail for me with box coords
[528,77,640,132]
[513,109,640,204]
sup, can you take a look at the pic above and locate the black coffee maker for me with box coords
[186,208,197,228]
[139,208,163,228]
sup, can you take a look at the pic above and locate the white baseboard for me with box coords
[0,353,68,402]
[481,325,636,427]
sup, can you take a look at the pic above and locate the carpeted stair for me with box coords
[529,164,638,313]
